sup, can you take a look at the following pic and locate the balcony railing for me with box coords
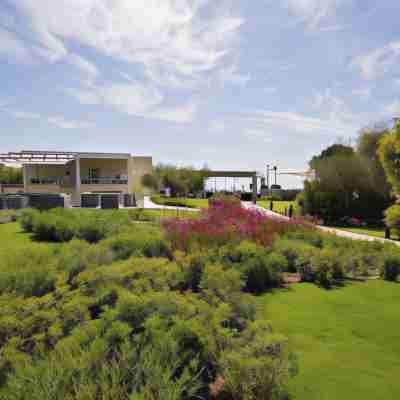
[30,178,63,185]
[81,177,128,185]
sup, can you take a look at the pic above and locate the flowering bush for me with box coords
[162,196,312,251]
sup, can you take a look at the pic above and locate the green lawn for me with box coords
[258,200,299,215]
[0,222,52,256]
[150,196,209,209]
[260,281,400,400]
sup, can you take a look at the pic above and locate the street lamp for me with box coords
[273,166,277,186]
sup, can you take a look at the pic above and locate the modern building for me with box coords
[0,151,153,206]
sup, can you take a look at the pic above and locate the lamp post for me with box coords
[273,166,277,186]
[266,164,270,194]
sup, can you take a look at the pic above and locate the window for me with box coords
[88,168,99,180]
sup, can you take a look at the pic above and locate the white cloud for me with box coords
[244,128,272,143]
[46,116,95,129]
[383,101,400,117]
[284,0,350,31]
[351,41,400,80]
[67,53,100,78]
[245,109,359,136]
[0,28,32,62]
[4,108,94,129]
[217,65,250,86]
[68,81,196,123]
[12,0,243,86]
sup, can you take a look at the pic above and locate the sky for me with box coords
[1,0,400,188]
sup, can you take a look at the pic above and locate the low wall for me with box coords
[0,184,24,194]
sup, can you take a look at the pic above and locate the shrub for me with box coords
[381,253,400,281]
[56,240,114,282]
[309,249,345,288]
[162,196,312,251]
[20,208,132,243]
[272,238,315,273]
[242,252,286,293]
[19,208,39,232]
[384,205,400,236]
[0,246,57,297]
[102,226,172,261]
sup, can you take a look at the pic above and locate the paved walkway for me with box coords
[142,196,200,212]
[243,202,400,246]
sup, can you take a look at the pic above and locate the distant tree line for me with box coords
[142,164,208,197]
[0,165,23,184]
[299,123,394,223]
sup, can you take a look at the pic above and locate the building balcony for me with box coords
[81,177,128,185]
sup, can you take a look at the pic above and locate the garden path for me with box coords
[242,202,400,247]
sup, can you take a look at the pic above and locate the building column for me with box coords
[75,156,81,207]
[23,164,28,192]
[252,174,257,204]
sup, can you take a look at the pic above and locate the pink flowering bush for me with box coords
[162,196,312,251]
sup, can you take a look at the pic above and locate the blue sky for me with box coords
[1,0,400,188]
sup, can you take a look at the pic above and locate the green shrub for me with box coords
[309,249,345,288]
[385,205,400,236]
[273,238,315,273]
[0,246,57,297]
[102,226,172,261]
[56,240,113,282]
[20,208,132,243]
[19,208,39,232]
[242,252,286,293]
[381,253,400,281]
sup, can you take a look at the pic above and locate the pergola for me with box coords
[203,170,258,204]
[0,151,77,165]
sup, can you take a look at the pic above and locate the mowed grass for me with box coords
[0,222,52,255]
[258,200,299,215]
[259,281,400,400]
[150,196,209,209]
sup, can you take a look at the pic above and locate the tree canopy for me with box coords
[141,163,208,197]
[378,121,400,195]
[0,165,23,184]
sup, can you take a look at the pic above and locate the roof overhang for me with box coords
[0,150,130,165]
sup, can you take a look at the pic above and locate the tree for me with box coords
[150,164,207,197]
[141,173,159,191]
[378,121,400,194]
[302,142,390,222]
[357,124,391,196]
[0,165,23,184]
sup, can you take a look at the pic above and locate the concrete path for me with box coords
[142,196,200,212]
[243,202,400,246]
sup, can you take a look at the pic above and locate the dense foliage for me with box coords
[20,208,132,243]
[1,199,399,399]
[378,121,400,195]
[0,165,23,184]
[301,135,392,222]
[143,164,208,197]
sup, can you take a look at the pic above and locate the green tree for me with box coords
[357,125,392,196]
[303,143,389,221]
[378,121,400,194]
[0,165,23,184]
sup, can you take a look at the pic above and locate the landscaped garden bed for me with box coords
[0,197,399,399]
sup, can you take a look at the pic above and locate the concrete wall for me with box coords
[0,184,24,194]
[129,156,153,195]
[25,184,62,193]
[80,184,128,193]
